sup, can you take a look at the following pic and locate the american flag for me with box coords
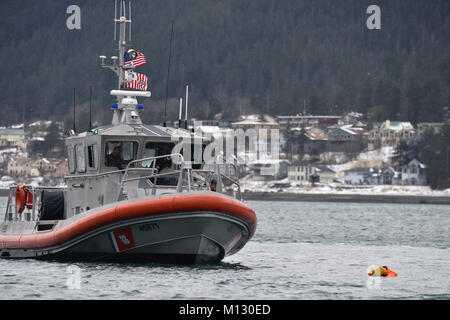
[124,72,148,91]
[124,50,147,69]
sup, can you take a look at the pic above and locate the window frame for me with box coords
[104,140,139,168]
[87,144,99,170]
[75,143,86,173]
[67,145,76,174]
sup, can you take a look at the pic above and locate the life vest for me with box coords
[383,268,397,278]
[15,183,26,214]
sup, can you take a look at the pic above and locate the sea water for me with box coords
[0,198,449,300]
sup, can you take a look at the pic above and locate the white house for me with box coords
[288,163,335,184]
[401,159,426,186]
[343,167,376,185]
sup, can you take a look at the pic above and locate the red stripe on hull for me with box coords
[0,194,256,250]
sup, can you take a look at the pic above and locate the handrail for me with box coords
[116,154,242,200]
[117,153,184,200]
[2,152,244,223]
[3,185,67,222]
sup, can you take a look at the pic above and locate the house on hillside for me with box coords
[0,128,26,150]
[7,158,39,177]
[277,115,341,130]
[231,115,280,154]
[327,127,364,153]
[7,157,59,179]
[401,159,426,186]
[300,128,328,155]
[368,120,415,149]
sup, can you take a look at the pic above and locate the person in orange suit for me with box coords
[368,265,397,277]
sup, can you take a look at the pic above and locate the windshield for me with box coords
[105,141,138,169]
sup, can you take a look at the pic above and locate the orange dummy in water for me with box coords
[368,265,397,277]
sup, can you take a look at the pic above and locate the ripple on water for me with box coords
[0,199,449,299]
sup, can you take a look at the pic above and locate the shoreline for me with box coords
[242,191,450,205]
[2,188,449,205]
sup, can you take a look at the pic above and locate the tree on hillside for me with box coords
[420,124,450,190]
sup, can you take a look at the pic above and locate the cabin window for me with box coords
[143,142,175,169]
[105,141,138,169]
[87,144,98,169]
[142,146,156,168]
[67,145,75,173]
[179,143,206,169]
[75,144,86,173]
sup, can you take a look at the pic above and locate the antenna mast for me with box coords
[184,85,189,129]
[89,86,93,131]
[163,20,174,127]
[101,0,132,89]
[99,1,151,126]
[72,88,76,133]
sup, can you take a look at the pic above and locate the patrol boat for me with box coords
[0,3,256,264]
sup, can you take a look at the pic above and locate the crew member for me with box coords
[210,179,217,192]
[106,146,123,169]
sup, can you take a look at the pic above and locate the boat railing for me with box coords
[117,153,184,200]
[3,185,67,222]
[116,153,242,201]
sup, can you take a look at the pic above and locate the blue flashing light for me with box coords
[112,103,119,109]
[137,104,144,110]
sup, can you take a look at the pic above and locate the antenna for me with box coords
[72,88,76,133]
[163,20,174,127]
[178,98,183,128]
[184,84,189,129]
[129,1,132,42]
[114,0,117,40]
[89,86,93,131]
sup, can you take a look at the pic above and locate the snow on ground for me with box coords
[330,146,394,178]
[237,146,450,197]
[0,176,45,188]
[240,179,450,197]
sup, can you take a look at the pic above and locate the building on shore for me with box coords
[7,158,39,177]
[368,120,416,149]
[6,157,65,180]
[401,159,427,186]
[247,159,290,181]
[299,128,328,155]
[327,126,365,153]
[277,115,340,131]
[0,128,26,150]
[343,167,377,185]
[288,162,335,184]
